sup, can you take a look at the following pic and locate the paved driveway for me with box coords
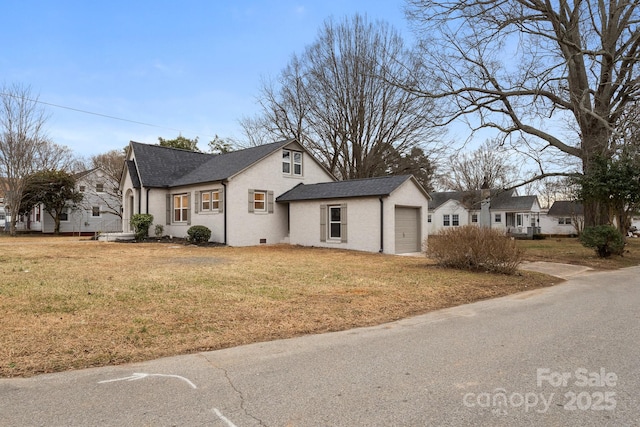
[1,266,638,426]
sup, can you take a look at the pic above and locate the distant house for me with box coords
[120,139,430,254]
[428,189,541,237]
[12,168,122,234]
[539,200,583,236]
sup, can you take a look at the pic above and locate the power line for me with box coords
[0,92,219,139]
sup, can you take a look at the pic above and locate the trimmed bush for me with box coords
[579,225,625,258]
[187,225,211,244]
[130,214,154,241]
[426,225,523,274]
[154,224,164,238]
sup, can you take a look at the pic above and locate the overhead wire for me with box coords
[0,91,219,139]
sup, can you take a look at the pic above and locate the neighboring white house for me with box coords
[11,168,122,234]
[120,139,430,254]
[539,200,583,236]
[428,189,541,237]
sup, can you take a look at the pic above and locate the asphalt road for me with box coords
[1,266,639,426]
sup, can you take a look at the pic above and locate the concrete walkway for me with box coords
[519,261,593,279]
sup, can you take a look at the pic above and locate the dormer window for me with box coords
[282,149,302,176]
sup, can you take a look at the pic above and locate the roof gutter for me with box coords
[379,197,384,253]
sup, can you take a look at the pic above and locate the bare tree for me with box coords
[405,1,640,226]
[0,84,71,235]
[438,140,518,191]
[243,14,443,180]
[84,149,127,219]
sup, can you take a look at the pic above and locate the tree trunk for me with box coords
[581,123,612,228]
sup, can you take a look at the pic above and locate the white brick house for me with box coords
[120,139,430,253]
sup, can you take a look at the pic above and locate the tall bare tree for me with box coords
[244,14,442,180]
[405,1,640,226]
[0,84,72,235]
[438,139,518,191]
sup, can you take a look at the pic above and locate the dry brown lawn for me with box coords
[0,235,570,377]
[518,236,640,269]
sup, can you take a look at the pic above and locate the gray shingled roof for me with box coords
[548,200,583,216]
[428,189,513,210]
[428,189,538,211]
[276,175,423,202]
[492,193,538,210]
[126,160,141,188]
[130,139,294,188]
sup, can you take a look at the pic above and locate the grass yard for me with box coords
[0,236,563,378]
[517,236,640,269]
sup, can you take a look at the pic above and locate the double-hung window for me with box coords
[329,206,342,240]
[199,190,221,212]
[95,183,104,193]
[92,206,101,217]
[282,149,303,176]
[254,191,266,212]
[174,194,189,222]
[248,189,274,213]
[494,213,502,223]
[443,214,450,226]
[320,204,347,243]
[452,214,460,226]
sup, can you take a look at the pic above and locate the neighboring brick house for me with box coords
[120,139,430,254]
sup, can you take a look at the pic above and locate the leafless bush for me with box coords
[425,226,523,274]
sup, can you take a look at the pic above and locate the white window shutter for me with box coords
[195,191,200,213]
[219,189,224,213]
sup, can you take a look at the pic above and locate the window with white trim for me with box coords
[471,213,478,223]
[443,214,450,226]
[248,189,273,214]
[558,217,572,225]
[428,214,432,223]
[282,149,303,176]
[95,183,104,193]
[452,214,459,226]
[200,190,221,212]
[91,206,101,217]
[254,191,266,212]
[329,206,342,239]
[174,194,189,222]
[320,204,347,243]
[494,213,502,223]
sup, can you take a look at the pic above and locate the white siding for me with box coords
[429,199,470,235]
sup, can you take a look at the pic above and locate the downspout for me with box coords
[379,197,384,253]
[222,181,228,245]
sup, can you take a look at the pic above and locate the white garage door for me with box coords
[395,207,420,254]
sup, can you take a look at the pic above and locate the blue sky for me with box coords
[3,1,415,158]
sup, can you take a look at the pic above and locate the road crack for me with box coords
[199,354,268,426]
